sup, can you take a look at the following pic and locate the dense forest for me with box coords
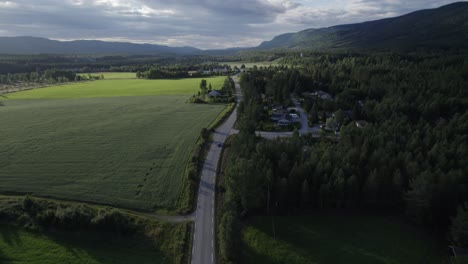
[218,52,468,262]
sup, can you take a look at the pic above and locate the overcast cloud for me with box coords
[0,0,463,49]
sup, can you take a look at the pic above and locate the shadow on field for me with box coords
[0,226,22,247]
[45,230,168,264]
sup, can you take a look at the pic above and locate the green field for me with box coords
[241,213,447,264]
[0,225,168,264]
[7,76,225,99]
[89,72,138,79]
[0,74,226,210]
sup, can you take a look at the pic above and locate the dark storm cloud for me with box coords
[0,0,464,48]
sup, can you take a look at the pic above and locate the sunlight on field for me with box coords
[7,75,225,99]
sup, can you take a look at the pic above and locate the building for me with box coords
[208,90,222,98]
[277,119,292,126]
[289,113,299,119]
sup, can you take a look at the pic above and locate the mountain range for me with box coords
[0,36,200,54]
[258,2,468,51]
[0,2,467,54]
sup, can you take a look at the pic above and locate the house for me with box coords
[208,90,222,98]
[277,119,292,126]
[289,113,299,119]
[212,67,228,74]
[188,71,199,76]
[355,120,368,128]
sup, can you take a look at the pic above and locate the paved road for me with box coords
[290,93,321,134]
[191,76,242,264]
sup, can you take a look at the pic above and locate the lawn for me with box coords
[0,74,226,211]
[241,213,448,264]
[0,225,169,264]
[7,76,225,99]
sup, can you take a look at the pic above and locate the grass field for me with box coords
[241,213,447,264]
[86,72,138,79]
[0,74,226,211]
[0,225,169,264]
[7,76,225,99]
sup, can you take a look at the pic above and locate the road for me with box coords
[191,76,242,264]
[290,93,321,135]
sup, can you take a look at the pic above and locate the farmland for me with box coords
[7,76,225,99]
[241,213,447,264]
[0,74,226,211]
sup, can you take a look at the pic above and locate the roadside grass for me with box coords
[241,213,448,264]
[0,75,228,211]
[6,76,225,99]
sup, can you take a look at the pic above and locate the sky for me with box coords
[0,0,463,49]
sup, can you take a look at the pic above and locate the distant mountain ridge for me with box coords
[0,36,201,54]
[258,2,468,51]
[1,2,467,54]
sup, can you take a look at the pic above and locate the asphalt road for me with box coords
[191,76,242,264]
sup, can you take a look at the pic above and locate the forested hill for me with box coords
[258,2,468,51]
[0,37,200,54]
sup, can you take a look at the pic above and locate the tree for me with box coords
[200,128,209,140]
[352,103,361,121]
[451,204,468,247]
[200,79,208,99]
[326,117,337,130]
[335,109,344,125]
[309,103,319,124]
[301,179,311,208]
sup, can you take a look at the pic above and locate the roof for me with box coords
[208,90,222,97]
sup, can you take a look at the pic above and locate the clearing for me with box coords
[0,74,226,211]
[241,213,447,264]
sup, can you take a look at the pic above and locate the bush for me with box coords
[91,209,135,235]
[54,205,94,230]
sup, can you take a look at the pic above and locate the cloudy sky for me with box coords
[0,0,463,49]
